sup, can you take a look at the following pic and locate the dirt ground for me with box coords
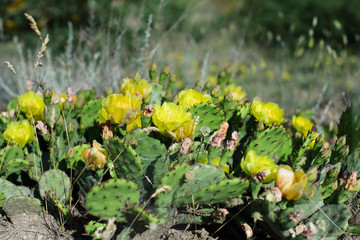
[0,210,218,240]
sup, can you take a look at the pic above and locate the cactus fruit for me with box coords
[85,178,140,221]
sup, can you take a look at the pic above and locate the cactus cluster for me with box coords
[0,61,360,239]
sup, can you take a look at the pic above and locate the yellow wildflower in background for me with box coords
[282,71,291,82]
[224,84,247,102]
[177,89,212,109]
[250,99,284,126]
[120,77,152,99]
[18,91,45,122]
[82,140,108,171]
[3,120,35,148]
[240,150,278,183]
[152,102,195,141]
[276,165,308,201]
[99,92,142,126]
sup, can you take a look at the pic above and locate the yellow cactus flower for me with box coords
[177,89,212,109]
[250,99,284,126]
[240,150,278,183]
[224,84,247,102]
[152,102,194,141]
[3,120,35,148]
[120,77,152,99]
[292,116,313,136]
[81,140,108,171]
[99,92,142,125]
[18,91,45,122]
[275,165,308,201]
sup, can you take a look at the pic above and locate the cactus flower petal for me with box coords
[177,89,212,109]
[250,99,284,126]
[241,150,278,183]
[3,119,35,148]
[18,91,46,122]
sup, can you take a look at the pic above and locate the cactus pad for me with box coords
[247,125,292,163]
[85,178,140,221]
[39,169,71,204]
[178,178,249,205]
[104,138,143,181]
[189,103,225,139]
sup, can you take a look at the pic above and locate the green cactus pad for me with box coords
[216,98,240,121]
[149,83,164,105]
[104,138,143,182]
[340,150,360,173]
[178,178,249,205]
[189,103,226,139]
[247,125,292,163]
[39,169,71,204]
[176,164,227,201]
[25,153,42,181]
[300,204,350,239]
[279,186,324,230]
[338,104,360,154]
[80,99,102,129]
[3,196,42,217]
[0,145,25,175]
[0,178,26,199]
[156,164,191,207]
[85,178,140,221]
[125,129,169,188]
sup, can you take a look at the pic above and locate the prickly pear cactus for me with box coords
[189,103,225,139]
[125,129,169,189]
[38,169,71,204]
[85,179,140,221]
[337,104,360,153]
[104,137,143,182]
[246,125,292,163]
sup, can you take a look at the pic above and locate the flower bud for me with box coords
[143,105,154,117]
[306,167,318,182]
[339,145,350,157]
[180,138,193,155]
[102,124,113,140]
[81,140,108,171]
[149,62,158,82]
[320,148,332,159]
[159,66,170,84]
[335,135,347,148]
[44,88,52,105]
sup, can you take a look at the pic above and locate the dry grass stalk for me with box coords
[35,34,50,67]
[24,13,43,41]
[4,61,16,75]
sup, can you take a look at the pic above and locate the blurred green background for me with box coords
[1,0,359,122]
